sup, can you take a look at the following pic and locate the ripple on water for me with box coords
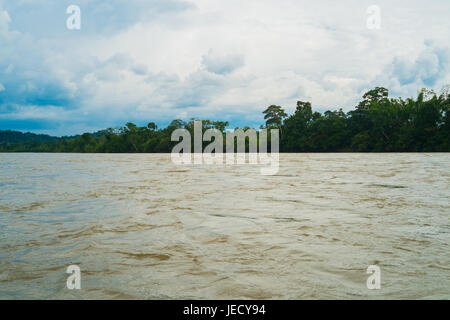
[0,153,449,299]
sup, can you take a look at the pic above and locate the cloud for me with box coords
[371,41,450,98]
[1,0,450,135]
[201,49,244,75]
[394,45,448,87]
[0,7,10,34]
[1,0,194,37]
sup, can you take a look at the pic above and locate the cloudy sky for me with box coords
[1,0,449,135]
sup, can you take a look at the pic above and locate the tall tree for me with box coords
[357,87,389,110]
[262,105,287,129]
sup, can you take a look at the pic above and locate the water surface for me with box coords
[0,153,449,299]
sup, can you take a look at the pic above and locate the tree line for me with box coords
[0,87,449,152]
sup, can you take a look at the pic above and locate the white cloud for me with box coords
[1,0,450,134]
[0,8,9,31]
[371,41,450,98]
[201,49,244,75]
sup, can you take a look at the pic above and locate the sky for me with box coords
[0,0,449,136]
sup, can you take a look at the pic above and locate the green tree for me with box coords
[357,87,389,110]
[262,105,287,129]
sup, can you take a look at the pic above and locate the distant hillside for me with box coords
[0,129,109,144]
[0,130,59,144]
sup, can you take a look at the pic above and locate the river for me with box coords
[0,153,448,299]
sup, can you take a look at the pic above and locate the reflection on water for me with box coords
[0,153,449,299]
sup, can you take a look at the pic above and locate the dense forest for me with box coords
[1,87,449,152]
